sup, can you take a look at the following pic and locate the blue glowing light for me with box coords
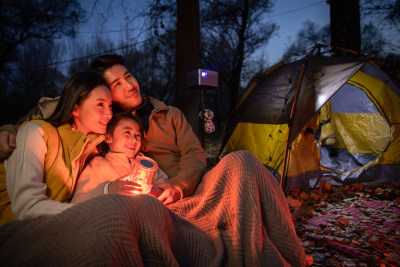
[201,71,208,77]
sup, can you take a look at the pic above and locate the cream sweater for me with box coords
[72,152,168,204]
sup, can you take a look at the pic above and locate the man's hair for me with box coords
[46,72,109,127]
[89,54,126,76]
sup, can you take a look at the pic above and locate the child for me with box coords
[72,112,168,204]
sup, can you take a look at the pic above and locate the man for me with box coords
[0,54,206,205]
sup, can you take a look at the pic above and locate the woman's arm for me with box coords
[5,122,72,220]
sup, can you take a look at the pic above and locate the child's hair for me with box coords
[97,112,146,156]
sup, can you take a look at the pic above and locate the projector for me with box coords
[187,69,218,89]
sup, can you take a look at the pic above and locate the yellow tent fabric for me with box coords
[221,55,400,191]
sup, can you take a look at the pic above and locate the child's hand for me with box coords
[155,182,181,205]
[108,179,143,195]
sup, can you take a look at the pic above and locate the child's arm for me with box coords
[71,157,111,204]
[72,158,144,204]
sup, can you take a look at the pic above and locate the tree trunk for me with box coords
[230,0,249,113]
[176,0,200,136]
[329,0,361,54]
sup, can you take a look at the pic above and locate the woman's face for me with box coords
[105,118,142,159]
[72,85,113,135]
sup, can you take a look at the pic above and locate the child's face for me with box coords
[105,118,142,159]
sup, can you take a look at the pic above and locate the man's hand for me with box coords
[155,182,181,205]
[0,131,16,159]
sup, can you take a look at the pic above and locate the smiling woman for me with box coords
[0,72,112,225]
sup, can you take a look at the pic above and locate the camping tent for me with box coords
[219,54,400,192]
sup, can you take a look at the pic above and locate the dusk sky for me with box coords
[73,0,330,66]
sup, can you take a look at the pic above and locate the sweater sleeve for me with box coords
[71,157,109,204]
[5,122,72,220]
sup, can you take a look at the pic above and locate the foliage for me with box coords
[133,0,177,105]
[123,33,176,104]
[281,21,330,60]
[200,0,278,114]
[0,0,84,70]
[0,0,84,124]
[360,0,400,55]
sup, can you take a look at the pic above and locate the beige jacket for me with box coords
[142,98,206,199]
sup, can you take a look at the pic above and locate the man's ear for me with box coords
[104,133,112,144]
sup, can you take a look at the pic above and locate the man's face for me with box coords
[103,64,142,111]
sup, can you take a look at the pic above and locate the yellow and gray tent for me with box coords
[220,55,400,192]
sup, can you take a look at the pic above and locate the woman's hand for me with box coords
[108,175,142,195]
[155,182,181,205]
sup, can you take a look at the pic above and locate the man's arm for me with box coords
[163,107,207,199]
[0,97,59,159]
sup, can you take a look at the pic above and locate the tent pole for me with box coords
[280,52,313,191]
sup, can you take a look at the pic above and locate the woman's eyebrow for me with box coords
[95,97,109,102]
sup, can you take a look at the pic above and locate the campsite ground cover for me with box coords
[288,181,400,267]
[205,143,400,267]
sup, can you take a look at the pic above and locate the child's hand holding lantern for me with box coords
[108,175,143,195]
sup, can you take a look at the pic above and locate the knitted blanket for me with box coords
[0,151,307,266]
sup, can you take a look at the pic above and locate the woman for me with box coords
[2,72,113,223]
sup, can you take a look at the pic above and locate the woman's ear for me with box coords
[72,104,80,117]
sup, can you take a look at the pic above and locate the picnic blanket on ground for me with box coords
[0,150,307,266]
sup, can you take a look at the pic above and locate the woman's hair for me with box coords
[89,54,126,77]
[98,112,146,156]
[46,72,109,127]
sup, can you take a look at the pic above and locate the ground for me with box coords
[288,181,400,267]
[205,143,400,267]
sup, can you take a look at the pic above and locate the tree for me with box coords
[0,0,84,71]
[329,0,361,54]
[200,0,278,113]
[360,0,400,54]
[282,21,330,60]
[361,23,386,57]
[67,35,116,76]
[283,0,399,60]
[0,0,84,124]
[175,0,200,134]
[0,39,66,124]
